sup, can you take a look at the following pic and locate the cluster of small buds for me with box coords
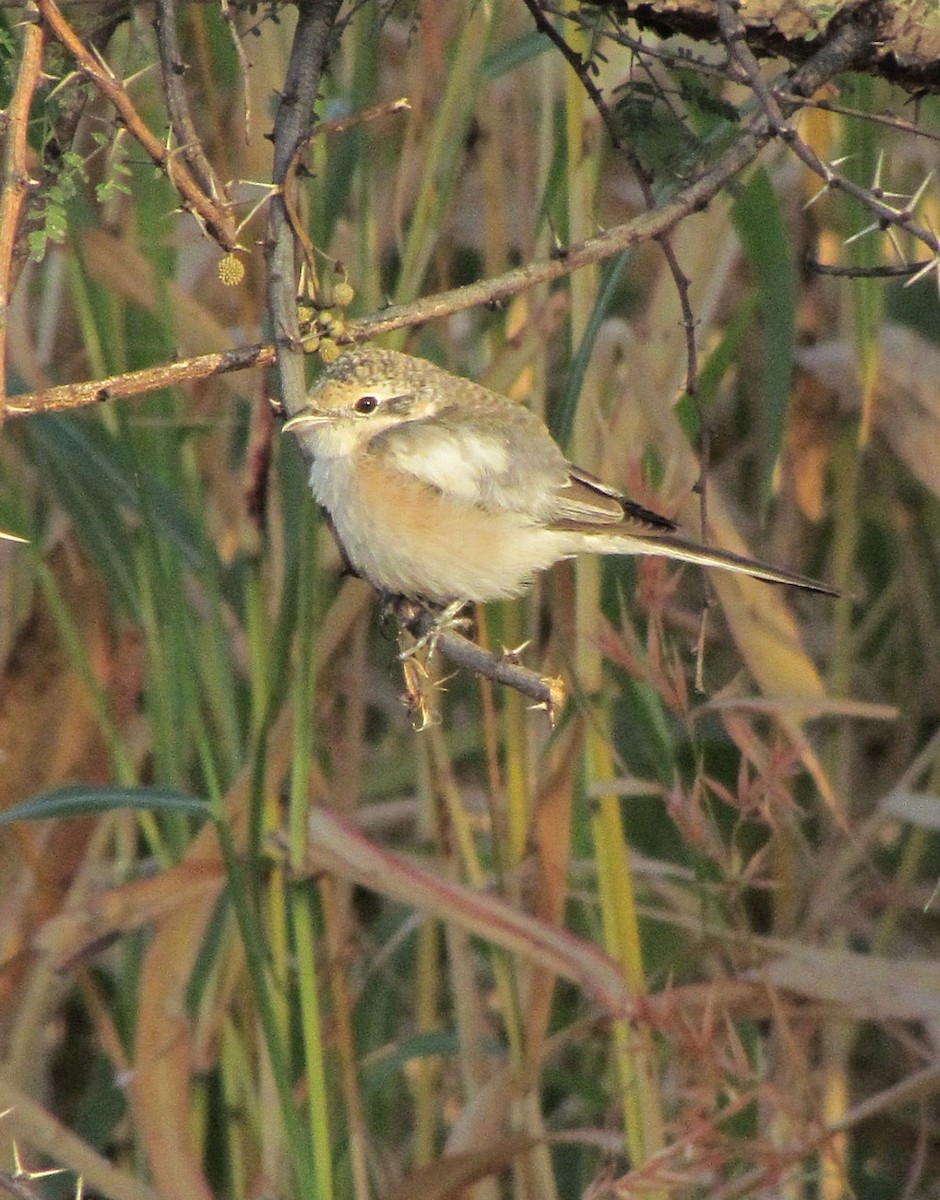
[215,251,357,360]
[298,279,356,361]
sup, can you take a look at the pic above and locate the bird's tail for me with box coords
[587,531,838,596]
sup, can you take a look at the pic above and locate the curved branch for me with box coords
[37,0,238,249]
[593,0,940,94]
[3,4,895,420]
[0,3,43,420]
[265,0,344,421]
[154,0,222,200]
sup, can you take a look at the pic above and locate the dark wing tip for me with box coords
[563,466,678,531]
[618,498,678,532]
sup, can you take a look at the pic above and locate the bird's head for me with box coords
[282,346,444,458]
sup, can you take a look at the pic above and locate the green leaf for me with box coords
[731,167,795,502]
[27,418,141,614]
[0,784,215,825]
[364,1030,464,1086]
[483,30,550,79]
[27,414,213,577]
[674,293,759,439]
[611,81,700,180]
[550,250,631,448]
[28,228,47,262]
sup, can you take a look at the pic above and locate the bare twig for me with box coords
[0,3,43,421]
[282,140,320,296]
[716,0,789,135]
[265,0,344,419]
[399,601,565,719]
[37,0,238,249]
[316,95,411,139]
[154,0,223,200]
[217,0,252,143]
[777,91,940,144]
[5,341,275,414]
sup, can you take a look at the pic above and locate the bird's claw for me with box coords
[398,599,473,661]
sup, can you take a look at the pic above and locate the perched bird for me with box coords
[283,346,836,608]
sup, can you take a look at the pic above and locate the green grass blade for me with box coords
[732,166,795,503]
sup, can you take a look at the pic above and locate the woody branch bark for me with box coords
[36,0,238,250]
[265,0,344,420]
[154,0,225,204]
[1,0,896,418]
[0,3,43,421]
[584,0,940,93]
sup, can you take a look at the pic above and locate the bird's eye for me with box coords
[354,394,379,414]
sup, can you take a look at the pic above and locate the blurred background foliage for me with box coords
[2,1,940,1198]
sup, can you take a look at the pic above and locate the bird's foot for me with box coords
[398,598,474,661]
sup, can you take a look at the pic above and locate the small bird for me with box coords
[283,346,836,609]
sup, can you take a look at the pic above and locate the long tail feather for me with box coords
[589,531,839,596]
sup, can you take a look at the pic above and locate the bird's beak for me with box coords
[282,410,329,433]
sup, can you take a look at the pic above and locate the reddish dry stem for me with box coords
[0,11,44,417]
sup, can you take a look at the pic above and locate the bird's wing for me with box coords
[371,407,573,516]
[552,466,677,531]
[373,409,677,530]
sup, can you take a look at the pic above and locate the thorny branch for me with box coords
[37,0,238,250]
[584,0,940,281]
[714,0,940,281]
[265,0,344,422]
[398,601,565,723]
[0,3,43,422]
[154,0,224,202]
[5,0,884,420]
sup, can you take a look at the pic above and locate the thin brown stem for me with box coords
[704,1062,940,1200]
[0,4,44,420]
[37,0,237,249]
[265,0,344,419]
[154,0,223,200]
